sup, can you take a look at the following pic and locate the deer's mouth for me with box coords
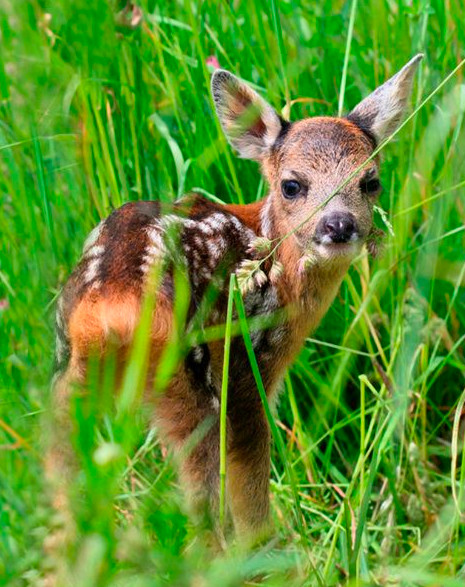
[312,235,362,259]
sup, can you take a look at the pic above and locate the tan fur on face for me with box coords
[262,117,378,250]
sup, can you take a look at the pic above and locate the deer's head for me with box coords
[212,56,422,264]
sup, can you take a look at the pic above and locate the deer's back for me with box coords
[55,196,260,378]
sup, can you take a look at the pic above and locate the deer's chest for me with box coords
[186,283,297,402]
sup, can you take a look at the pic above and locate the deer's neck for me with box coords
[224,195,350,364]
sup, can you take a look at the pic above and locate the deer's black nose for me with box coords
[316,212,358,244]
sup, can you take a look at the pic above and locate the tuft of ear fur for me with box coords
[347,54,423,143]
[211,70,284,160]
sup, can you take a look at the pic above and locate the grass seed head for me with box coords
[247,236,273,256]
[269,260,284,284]
[297,251,318,275]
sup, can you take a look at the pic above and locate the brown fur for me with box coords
[49,61,420,556]
[224,200,263,234]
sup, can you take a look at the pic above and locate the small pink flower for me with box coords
[206,55,221,70]
[0,299,9,311]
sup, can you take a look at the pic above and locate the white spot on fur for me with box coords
[197,222,214,236]
[141,225,168,275]
[192,346,204,362]
[205,239,222,266]
[141,252,163,275]
[207,367,213,383]
[193,235,204,249]
[228,215,244,232]
[55,333,66,362]
[146,245,163,258]
[205,212,227,231]
[56,303,65,332]
[140,262,150,275]
[146,226,165,249]
[83,221,104,253]
[85,244,105,258]
[184,219,197,230]
[216,234,227,249]
[85,257,101,283]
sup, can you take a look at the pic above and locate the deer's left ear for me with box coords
[211,70,285,160]
[347,54,423,143]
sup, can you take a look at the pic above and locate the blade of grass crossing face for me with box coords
[219,274,235,529]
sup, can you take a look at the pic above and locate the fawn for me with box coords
[51,55,422,544]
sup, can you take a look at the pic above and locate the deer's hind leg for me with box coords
[43,355,86,586]
[44,291,145,581]
[155,367,222,535]
[45,362,81,525]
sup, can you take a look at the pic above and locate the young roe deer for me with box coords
[51,55,422,543]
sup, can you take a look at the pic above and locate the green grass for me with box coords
[1,0,465,585]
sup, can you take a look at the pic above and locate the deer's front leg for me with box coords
[227,402,271,541]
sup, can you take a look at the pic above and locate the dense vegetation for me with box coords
[1,1,465,585]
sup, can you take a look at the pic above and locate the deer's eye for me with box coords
[281,180,302,199]
[360,177,382,197]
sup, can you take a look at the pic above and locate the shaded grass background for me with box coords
[1,0,465,585]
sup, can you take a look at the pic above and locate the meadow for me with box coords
[1,0,465,585]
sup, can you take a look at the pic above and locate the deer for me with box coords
[50,55,422,547]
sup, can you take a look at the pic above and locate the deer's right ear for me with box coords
[211,70,284,160]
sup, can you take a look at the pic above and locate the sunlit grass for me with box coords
[1,0,465,585]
